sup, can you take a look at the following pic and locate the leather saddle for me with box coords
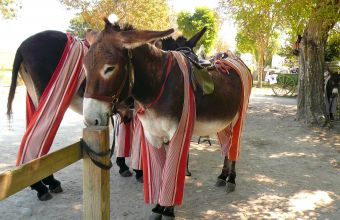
[178,47,214,95]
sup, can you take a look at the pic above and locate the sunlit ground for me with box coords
[0,85,339,220]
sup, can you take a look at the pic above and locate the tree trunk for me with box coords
[256,46,265,88]
[297,19,333,124]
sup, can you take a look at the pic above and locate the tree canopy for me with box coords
[67,14,92,38]
[0,0,21,19]
[325,24,340,62]
[220,0,282,87]
[60,0,171,33]
[219,0,339,124]
[177,7,219,54]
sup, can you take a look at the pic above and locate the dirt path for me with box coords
[0,85,339,220]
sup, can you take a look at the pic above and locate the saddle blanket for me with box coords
[140,51,195,206]
[215,51,252,161]
[17,34,87,165]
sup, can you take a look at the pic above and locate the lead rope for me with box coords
[79,115,118,170]
[81,50,134,170]
[80,138,113,170]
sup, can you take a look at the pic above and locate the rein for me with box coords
[82,51,134,170]
[145,52,173,109]
[81,50,173,169]
[80,138,113,170]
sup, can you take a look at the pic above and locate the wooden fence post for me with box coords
[83,126,110,220]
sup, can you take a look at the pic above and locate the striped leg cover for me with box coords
[216,52,252,161]
[141,51,195,206]
[131,114,143,170]
[17,34,87,165]
[116,120,132,157]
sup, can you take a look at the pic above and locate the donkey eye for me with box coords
[104,66,115,74]
[101,64,117,79]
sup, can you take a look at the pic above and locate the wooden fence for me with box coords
[0,126,110,220]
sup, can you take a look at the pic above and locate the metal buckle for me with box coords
[112,95,118,105]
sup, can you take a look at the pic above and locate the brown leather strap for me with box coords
[84,92,114,103]
[84,50,132,105]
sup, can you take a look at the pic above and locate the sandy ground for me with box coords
[0,85,339,220]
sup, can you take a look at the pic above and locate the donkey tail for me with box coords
[7,47,23,120]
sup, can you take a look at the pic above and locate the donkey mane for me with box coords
[160,36,188,51]
[103,17,135,32]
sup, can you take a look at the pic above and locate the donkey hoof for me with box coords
[119,169,133,177]
[162,215,175,220]
[215,178,226,187]
[226,182,236,193]
[38,192,53,201]
[136,176,144,183]
[149,212,162,220]
[49,185,63,193]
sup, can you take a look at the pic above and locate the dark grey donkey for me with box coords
[7,26,207,201]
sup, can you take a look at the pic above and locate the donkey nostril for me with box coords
[94,119,99,125]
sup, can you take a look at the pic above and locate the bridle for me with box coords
[84,49,135,115]
[81,50,134,170]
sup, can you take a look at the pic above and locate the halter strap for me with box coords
[146,52,173,109]
[83,92,116,103]
[84,50,133,106]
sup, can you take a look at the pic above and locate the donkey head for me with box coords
[82,18,174,126]
[157,26,207,51]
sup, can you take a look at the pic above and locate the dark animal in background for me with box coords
[82,19,252,219]
[6,26,207,201]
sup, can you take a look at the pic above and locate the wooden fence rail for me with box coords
[0,126,110,220]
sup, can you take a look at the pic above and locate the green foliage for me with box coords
[277,45,298,67]
[67,14,91,38]
[0,0,21,19]
[60,0,171,31]
[278,0,339,44]
[325,24,340,62]
[177,7,219,53]
[220,1,339,68]
[235,29,258,61]
[220,0,284,86]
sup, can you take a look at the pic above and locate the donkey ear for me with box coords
[103,17,112,30]
[85,29,99,45]
[120,28,175,49]
[186,26,207,49]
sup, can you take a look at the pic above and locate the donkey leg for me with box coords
[162,206,175,220]
[42,174,63,193]
[226,161,236,193]
[197,136,201,144]
[116,157,132,177]
[149,204,164,220]
[133,169,143,183]
[186,154,192,176]
[31,181,52,201]
[216,156,229,187]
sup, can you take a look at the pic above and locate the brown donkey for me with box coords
[83,19,252,219]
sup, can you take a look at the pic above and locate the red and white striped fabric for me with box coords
[114,113,143,170]
[216,52,252,161]
[140,51,195,206]
[116,120,132,158]
[131,114,143,170]
[16,34,87,165]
